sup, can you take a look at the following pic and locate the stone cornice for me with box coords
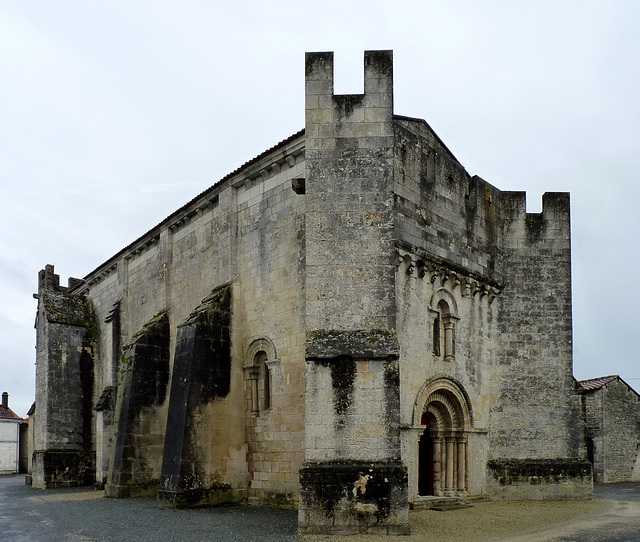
[230,141,305,190]
[396,243,501,303]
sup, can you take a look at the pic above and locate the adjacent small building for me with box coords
[580,375,640,483]
[0,392,24,474]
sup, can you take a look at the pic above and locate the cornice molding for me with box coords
[396,246,501,303]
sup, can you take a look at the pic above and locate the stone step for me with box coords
[410,496,472,511]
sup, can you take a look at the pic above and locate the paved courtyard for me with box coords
[2,475,640,541]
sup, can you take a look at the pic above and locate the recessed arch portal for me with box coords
[414,378,472,496]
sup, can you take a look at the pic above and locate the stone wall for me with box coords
[393,118,501,500]
[484,193,589,498]
[157,286,244,506]
[37,127,307,504]
[487,458,592,499]
[393,119,502,281]
[235,149,306,504]
[391,95,586,501]
[492,193,584,461]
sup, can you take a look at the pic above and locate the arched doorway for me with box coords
[414,378,472,497]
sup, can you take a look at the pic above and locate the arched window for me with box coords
[438,300,455,362]
[430,289,458,363]
[244,338,277,417]
[256,351,271,412]
[247,351,272,415]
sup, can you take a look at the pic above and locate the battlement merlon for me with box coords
[500,191,570,220]
[37,264,61,293]
[36,265,84,298]
[305,50,393,124]
[541,192,571,221]
[500,191,571,250]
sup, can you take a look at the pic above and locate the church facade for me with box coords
[31,51,591,535]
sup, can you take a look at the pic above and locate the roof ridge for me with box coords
[0,405,23,420]
[579,375,619,383]
[74,128,305,286]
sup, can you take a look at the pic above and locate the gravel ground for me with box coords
[307,499,614,542]
[3,475,640,542]
[1,476,299,542]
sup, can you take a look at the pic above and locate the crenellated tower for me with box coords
[32,265,96,488]
[300,51,409,535]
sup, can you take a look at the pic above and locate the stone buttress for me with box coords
[158,285,242,507]
[300,51,409,535]
[105,309,170,497]
[32,265,96,488]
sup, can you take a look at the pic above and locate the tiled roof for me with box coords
[0,405,23,421]
[578,375,619,391]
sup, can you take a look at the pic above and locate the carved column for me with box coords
[443,321,454,362]
[244,366,260,417]
[457,434,467,494]
[432,432,443,496]
[407,426,425,500]
[452,436,458,489]
[445,435,455,495]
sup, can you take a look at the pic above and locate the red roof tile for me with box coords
[578,375,619,391]
[0,405,23,420]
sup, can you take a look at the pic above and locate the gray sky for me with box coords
[2,1,639,417]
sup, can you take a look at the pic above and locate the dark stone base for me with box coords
[253,490,296,508]
[298,460,409,535]
[31,450,95,489]
[104,482,158,498]
[157,488,246,509]
[487,458,593,499]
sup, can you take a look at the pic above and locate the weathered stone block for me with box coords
[298,460,409,535]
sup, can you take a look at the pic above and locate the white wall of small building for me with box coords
[0,419,21,473]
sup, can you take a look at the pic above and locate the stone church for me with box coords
[30,51,591,535]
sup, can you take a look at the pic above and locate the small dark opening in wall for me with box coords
[292,178,305,195]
